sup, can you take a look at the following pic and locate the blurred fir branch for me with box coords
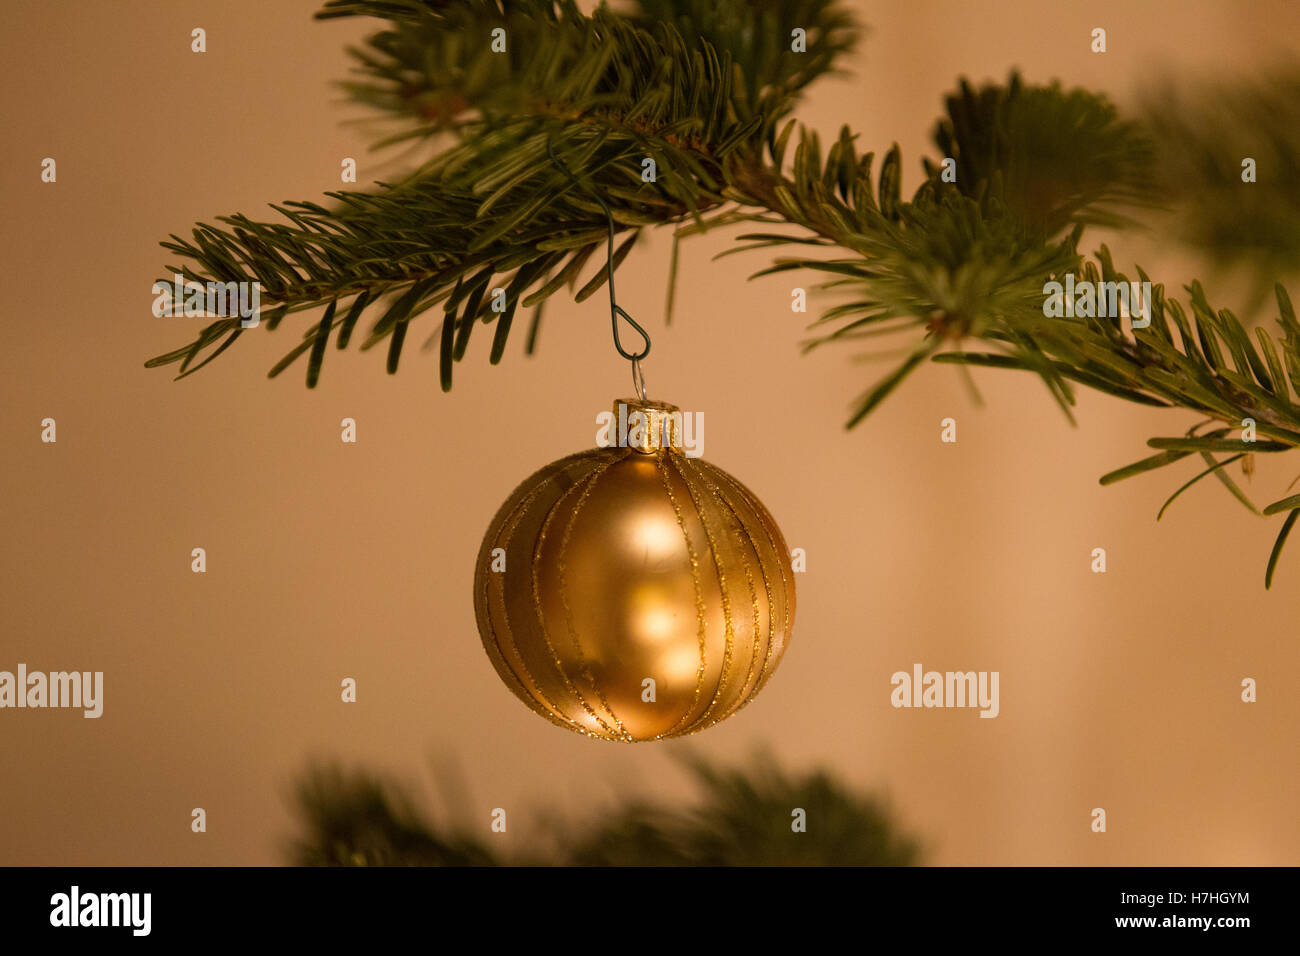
[147,0,1300,583]
[289,752,921,866]
[928,74,1157,237]
[1143,70,1300,309]
[290,763,499,865]
[560,752,920,865]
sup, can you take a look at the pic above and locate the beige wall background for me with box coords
[1,0,1296,865]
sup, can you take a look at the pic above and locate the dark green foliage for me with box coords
[1144,70,1300,306]
[726,77,1156,426]
[151,0,852,388]
[562,752,920,866]
[929,73,1157,238]
[631,0,858,125]
[290,763,498,866]
[288,752,921,866]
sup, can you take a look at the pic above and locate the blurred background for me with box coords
[1,0,1297,865]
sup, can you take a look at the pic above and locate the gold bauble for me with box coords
[473,398,796,741]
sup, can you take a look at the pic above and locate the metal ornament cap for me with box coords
[612,397,683,454]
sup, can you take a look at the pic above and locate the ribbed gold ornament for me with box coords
[473,398,796,741]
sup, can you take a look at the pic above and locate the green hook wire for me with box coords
[545,135,652,367]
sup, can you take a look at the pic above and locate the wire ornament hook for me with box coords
[545,135,652,385]
[631,357,647,402]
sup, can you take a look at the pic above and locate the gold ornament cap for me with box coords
[612,397,683,454]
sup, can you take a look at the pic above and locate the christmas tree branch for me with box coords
[148,0,1300,582]
[290,751,922,866]
[725,94,1300,584]
[149,0,856,388]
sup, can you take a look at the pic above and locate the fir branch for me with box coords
[930,73,1158,237]
[709,75,1300,582]
[290,752,921,866]
[720,73,1157,424]
[147,2,1300,582]
[150,0,856,387]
